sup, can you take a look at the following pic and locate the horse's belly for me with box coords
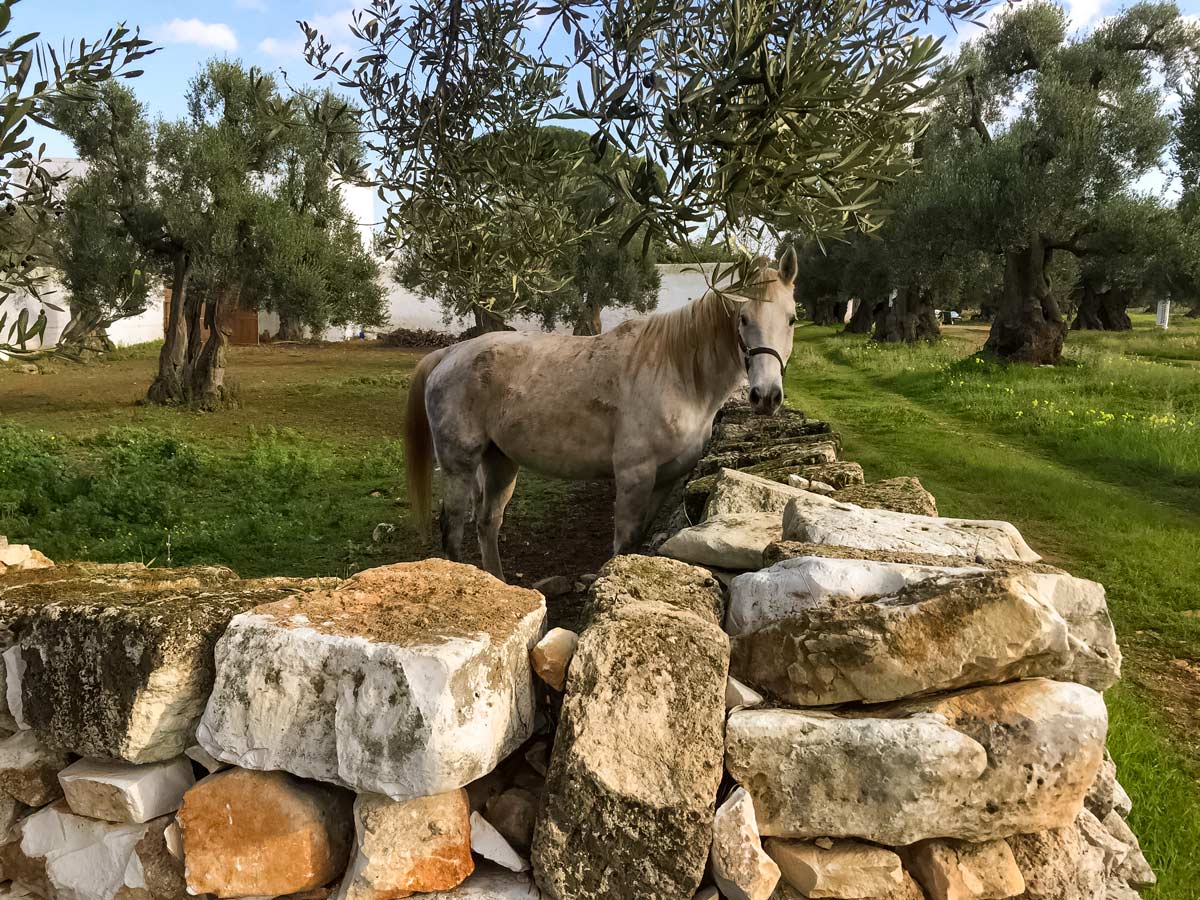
[490,414,615,480]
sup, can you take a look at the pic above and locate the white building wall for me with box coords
[1,284,162,352]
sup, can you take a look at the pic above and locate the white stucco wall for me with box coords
[0,284,163,353]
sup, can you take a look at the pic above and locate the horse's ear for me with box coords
[778,245,798,286]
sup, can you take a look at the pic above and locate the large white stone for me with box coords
[703,469,833,520]
[711,788,779,900]
[58,757,194,824]
[782,498,1041,562]
[471,811,529,873]
[725,556,984,635]
[730,569,1120,705]
[198,561,546,799]
[725,680,1107,845]
[658,513,781,570]
[6,803,177,900]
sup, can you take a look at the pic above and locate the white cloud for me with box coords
[1067,0,1107,29]
[153,18,238,51]
[256,7,359,63]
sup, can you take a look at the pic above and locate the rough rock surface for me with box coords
[726,556,982,636]
[0,542,53,577]
[1006,820,1106,900]
[702,469,826,520]
[761,542,1064,572]
[177,768,353,898]
[2,803,181,900]
[484,788,538,853]
[710,788,779,900]
[58,757,194,824]
[0,564,298,763]
[730,570,1120,705]
[764,838,904,899]
[530,628,578,692]
[0,730,69,806]
[198,560,546,798]
[903,838,1025,900]
[726,680,1107,844]
[532,556,728,900]
[415,865,541,898]
[794,462,865,490]
[337,789,473,900]
[782,498,1041,563]
[658,514,781,570]
[831,477,938,517]
[471,811,529,873]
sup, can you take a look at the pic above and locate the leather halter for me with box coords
[738,331,786,374]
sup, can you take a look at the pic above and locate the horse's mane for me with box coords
[631,259,782,393]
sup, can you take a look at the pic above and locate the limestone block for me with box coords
[198,560,546,798]
[0,565,295,763]
[58,757,194,824]
[336,789,473,900]
[711,788,780,900]
[903,838,1025,900]
[725,556,983,635]
[731,569,1120,706]
[782,498,1041,563]
[765,838,904,899]
[658,513,781,570]
[0,730,68,806]
[726,680,1107,844]
[530,629,578,692]
[831,477,938,517]
[177,768,353,898]
[2,803,181,900]
[471,811,529,873]
[532,556,728,900]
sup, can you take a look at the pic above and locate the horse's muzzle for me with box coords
[749,385,783,416]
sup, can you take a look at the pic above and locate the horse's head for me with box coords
[737,246,798,416]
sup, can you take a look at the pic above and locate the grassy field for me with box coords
[0,341,604,581]
[785,313,1200,898]
[2,316,1199,896]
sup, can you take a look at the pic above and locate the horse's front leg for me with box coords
[613,462,658,556]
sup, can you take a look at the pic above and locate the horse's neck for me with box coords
[674,295,746,416]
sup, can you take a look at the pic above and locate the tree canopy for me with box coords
[297,0,992,322]
[0,0,153,357]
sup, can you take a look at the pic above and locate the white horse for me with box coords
[404,249,799,580]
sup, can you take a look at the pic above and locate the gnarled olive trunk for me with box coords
[1072,281,1131,331]
[984,236,1066,364]
[275,312,305,342]
[147,251,192,404]
[189,286,235,409]
[845,298,877,334]
[572,297,604,335]
[872,287,941,344]
[808,296,844,326]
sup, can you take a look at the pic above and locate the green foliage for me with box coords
[0,0,153,356]
[298,0,991,316]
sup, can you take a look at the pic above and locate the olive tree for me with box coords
[297,0,990,323]
[0,0,153,357]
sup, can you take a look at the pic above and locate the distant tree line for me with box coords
[792,1,1200,362]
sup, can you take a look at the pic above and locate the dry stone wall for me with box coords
[0,399,1153,900]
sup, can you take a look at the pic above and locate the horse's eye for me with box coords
[788,315,797,326]
[740,313,748,326]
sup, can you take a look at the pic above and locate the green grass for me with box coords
[786,318,1200,898]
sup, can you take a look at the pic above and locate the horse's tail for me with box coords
[404,348,448,536]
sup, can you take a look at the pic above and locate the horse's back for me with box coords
[424,329,636,478]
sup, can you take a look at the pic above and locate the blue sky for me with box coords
[18,0,1200,193]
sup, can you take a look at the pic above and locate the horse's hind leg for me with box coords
[440,470,475,562]
[476,445,519,581]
